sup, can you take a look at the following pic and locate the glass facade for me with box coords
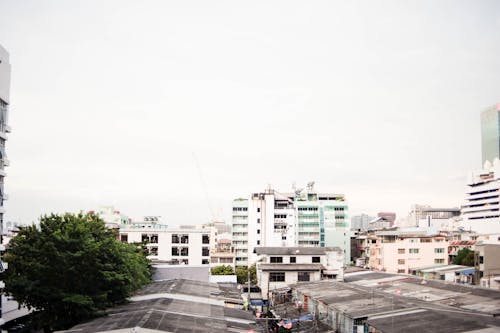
[481,105,500,165]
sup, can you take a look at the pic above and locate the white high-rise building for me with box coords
[232,183,350,266]
[0,43,11,326]
[462,159,500,236]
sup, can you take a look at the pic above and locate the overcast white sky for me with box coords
[0,0,499,225]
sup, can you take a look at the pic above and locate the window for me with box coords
[202,259,209,265]
[257,208,261,213]
[397,269,406,274]
[149,247,158,256]
[290,257,296,263]
[150,234,158,244]
[257,218,261,224]
[257,229,260,234]
[172,247,179,256]
[480,256,484,264]
[282,236,286,240]
[398,259,405,265]
[181,259,189,265]
[434,259,445,264]
[202,234,210,244]
[270,257,283,263]
[172,235,179,243]
[434,248,445,254]
[257,240,260,245]
[181,247,189,256]
[202,247,209,256]
[298,272,310,281]
[421,238,432,243]
[120,234,128,242]
[409,248,419,254]
[398,248,405,254]
[269,272,285,282]
[312,257,320,263]
[180,235,189,244]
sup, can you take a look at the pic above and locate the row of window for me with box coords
[397,258,445,265]
[270,256,320,263]
[406,238,444,243]
[171,259,210,265]
[269,272,310,282]
[171,247,210,256]
[397,248,445,254]
[233,207,248,211]
[120,234,208,245]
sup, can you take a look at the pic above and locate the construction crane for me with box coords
[192,152,216,221]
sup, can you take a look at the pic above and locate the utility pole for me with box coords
[247,267,251,311]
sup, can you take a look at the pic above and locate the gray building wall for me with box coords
[481,104,500,165]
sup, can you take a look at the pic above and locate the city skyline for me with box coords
[1,1,500,225]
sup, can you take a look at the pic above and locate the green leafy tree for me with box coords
[235,265,257,284]
[3,213,152,332]
[452,248,475,266]
[211,265,235,275]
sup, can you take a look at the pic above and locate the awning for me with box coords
[459,268,475,275]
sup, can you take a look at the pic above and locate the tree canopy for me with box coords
[3,213,152,332]
[452,248,475,266]
[236,265,257,284]
[211,265,235,275]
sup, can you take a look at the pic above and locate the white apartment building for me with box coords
[119,219,212,266]
[462,159,500,236]
[232,183,350,266]
[368,229,448,274]
[0,43,11,326]
[255,247,344,301]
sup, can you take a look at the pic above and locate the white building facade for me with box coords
[0,43,11,326]
[255,247,344,300]
[368,229,448,274]
[119,220,212,266]
[232,184,350,266]
[462,159,500,236]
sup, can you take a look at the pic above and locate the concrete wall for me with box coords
[120,228,211,266]
[0,45,10,104]
[209,275,237,283]
[370,235,448,274]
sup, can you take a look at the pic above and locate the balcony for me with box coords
[297,227,320,233]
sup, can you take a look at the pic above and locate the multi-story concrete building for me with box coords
[255,247,344,301]
[232,183,350,266]
[377,212,396,226]
[0,43,11,326]
[408,204,460,230]
[350,214,374,231]
[481,103,500,165]
[368,229,448,274]
[475,243,500,288]
[367,216,392,230]
[118,218,212,266]
[462,159,500,235]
